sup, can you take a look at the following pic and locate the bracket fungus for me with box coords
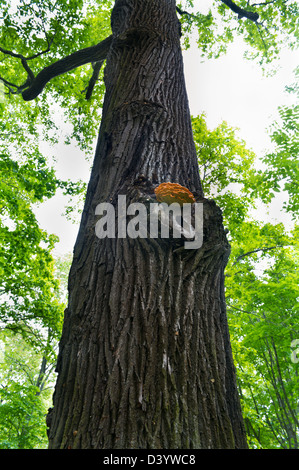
[154,182,196,206]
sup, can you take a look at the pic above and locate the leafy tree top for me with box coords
[0,0,298,132]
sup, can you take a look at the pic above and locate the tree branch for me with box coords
[0,45,25,59]
[176,0,259,22]
[0,39,54,61]
[176,6,198,19]
[250,0,288,7]
[85,59,105,100]
[220,0,259,21]
[21,35,112,101]
[0,39,54,96]
[232,245,283,265]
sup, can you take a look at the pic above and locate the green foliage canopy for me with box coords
[178,0,298,63]
[0,150,64,344]
[192,100,298,448]
[0,330,55,448]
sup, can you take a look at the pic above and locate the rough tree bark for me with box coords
[47,0,248,449]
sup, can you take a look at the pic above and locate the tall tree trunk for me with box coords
[47,0,248,449]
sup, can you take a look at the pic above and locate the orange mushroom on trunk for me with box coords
[154,182,196,206]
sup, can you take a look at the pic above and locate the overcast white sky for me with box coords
[35,27,298,256]
[184,39,297,153]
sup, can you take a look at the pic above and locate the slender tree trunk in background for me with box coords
[47,0,248,449]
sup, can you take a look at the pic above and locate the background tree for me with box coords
[229,239,299,448]
[0,0,298,449]
[0,145,68,448]
[0,34,82,446]
[0,330,54,449]
[192,75,298,448]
